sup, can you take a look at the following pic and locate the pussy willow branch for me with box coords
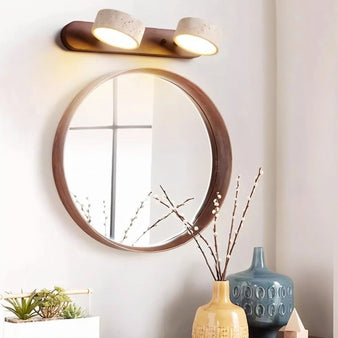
[159,186,218,280]
[197,228,222,278]
[212,195,222,280]
[159,186,218,267]
[132,210,175,246]
[226,176,240,256]
[185,224,217,280]
[221,167,263,280]
[159,186,220,270]
[121,192,152,242]
[72,194,91,224]
[102,200,109,237]
[132,197,194,245]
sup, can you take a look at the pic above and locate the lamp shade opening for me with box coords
[174,34,217,55]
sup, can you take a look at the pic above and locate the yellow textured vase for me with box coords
[192,281,248,338]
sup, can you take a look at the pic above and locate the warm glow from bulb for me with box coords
[174,34,218,55]
[92,27,139,49]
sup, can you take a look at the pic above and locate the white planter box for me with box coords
[2,316,100,338]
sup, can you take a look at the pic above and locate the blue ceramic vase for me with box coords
[227,247,294,338]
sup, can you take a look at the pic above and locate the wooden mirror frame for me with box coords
[52,68,232,252]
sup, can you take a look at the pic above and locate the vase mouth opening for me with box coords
[211,280,231,303]
[250,247,267,270]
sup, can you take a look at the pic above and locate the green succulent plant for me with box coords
[62,303,85,319]
[35,286,71,319]
[3,290,40,320]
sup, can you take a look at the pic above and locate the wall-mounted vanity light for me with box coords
[60,9,220,59]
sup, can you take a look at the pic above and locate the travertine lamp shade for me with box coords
[173,17,221,55]
[91,9,145,49]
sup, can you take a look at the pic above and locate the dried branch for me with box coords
[185,225,217,280]
[72,194,91,224]
[121,192,152,243]
[195,226,222,277]
[102,200,109,237]
[221,167,263,280]
[132,197,194,245]
[159,186,217,280]
[212,194,222,280]
[226,176,240,256]
[159,186,219,269]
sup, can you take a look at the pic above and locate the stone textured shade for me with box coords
[174,17,221,55]
[92,9,145,49]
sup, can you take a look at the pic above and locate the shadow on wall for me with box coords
[159,275,210,338]
[54,31,68,51]
[39,88,100,246]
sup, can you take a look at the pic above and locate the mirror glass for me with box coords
[63,73,212,247]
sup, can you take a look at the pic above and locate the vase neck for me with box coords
[211,281,230,303]
[250,247,267,270]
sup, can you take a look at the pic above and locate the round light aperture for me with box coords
[174,34,218,56]
[92,27,138,49]
[91,9,145,50]
[174,17,220,56]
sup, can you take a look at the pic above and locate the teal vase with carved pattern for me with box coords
[227,247,294,338]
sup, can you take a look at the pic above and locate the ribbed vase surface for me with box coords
[192,281,248,338]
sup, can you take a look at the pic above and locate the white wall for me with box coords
[275,0,337,337]
[2,0,326,337]
[335,227,338,337]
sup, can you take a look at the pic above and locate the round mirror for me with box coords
[53,68,232,251]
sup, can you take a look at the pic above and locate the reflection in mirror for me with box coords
[63,73,212,247]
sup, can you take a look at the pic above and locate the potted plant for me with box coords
[2,287,99,338]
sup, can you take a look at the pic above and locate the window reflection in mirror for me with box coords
[63,73,212,247]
